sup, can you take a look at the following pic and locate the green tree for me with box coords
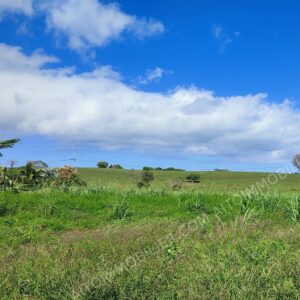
[97,161,109,168]
[0,139,20,157]
[109,164,123,169]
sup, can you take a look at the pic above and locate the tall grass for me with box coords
[1,185,300,298]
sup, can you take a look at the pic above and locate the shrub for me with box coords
[170,179,183,191]
[187,196,208,213]
[109,164,123,169]
[164,167,185,171]
[186,173,201,183]
[111,200,131,220]
[20,162,49,187]
[137,170,154,188]
[0,202,8,217]
[55,166,86,187]
[143,166,154,171]
[97,161,109,168]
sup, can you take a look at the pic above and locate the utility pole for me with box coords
[71,142,76,167]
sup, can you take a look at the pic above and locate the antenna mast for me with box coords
[72,142,76,167]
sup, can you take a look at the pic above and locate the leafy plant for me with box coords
[0,138,20,157]
[137,170,154,188]
[19,162,49,187]
[0,202,8,217]
[186,173,201,183]
[55,166,86,187]
[170,179,183,191]
[111,200,131,220]
[109,164,123,169]
[97,161,109,168]
[0,167,21,191]
[187,195,208,213]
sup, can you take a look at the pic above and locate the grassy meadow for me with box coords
[1,169,300,299]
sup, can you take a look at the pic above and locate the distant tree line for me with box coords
[142,166,185,171]
[97,161,123,169]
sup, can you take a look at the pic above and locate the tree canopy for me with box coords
[0,139,20,157]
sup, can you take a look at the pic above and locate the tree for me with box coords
[0,139,20,157]
[30,160,49,169]
[186,173,201,183]
[109,164,123,169]
[293,154,300,172]
[97,161,109,168]
[143,166,154,171]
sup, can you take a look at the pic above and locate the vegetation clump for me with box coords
[54,165,86,187]
[137,170,154,188]
[111,200,132,220]
[0,138,19,157]
[186,173,201,183]
[97,161,109,168]
[109,164,123,169]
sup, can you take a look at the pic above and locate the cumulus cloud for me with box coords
[1,43,300,162]
[44,0,165,50]
[0,0,33,16]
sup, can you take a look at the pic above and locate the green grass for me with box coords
[80,168,300,192]
[1,169,300,299]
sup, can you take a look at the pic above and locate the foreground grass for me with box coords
[1,186,300,299]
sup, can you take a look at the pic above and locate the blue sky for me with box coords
[0,0,300,171]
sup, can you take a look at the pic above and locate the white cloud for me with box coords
[1,43,300,162]
[212,25,239,53]
[0,0,33,16]
[136,67,169,85]
[44,0,165,51]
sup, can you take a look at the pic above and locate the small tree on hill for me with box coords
[293,154,300,172]
[97,161,109,168]
[186,173,201,183]
[143,166,154,171]
[109,164,123,169]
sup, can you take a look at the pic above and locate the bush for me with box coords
[137,170,154,188]
[111,200,131,220]
[170,179,183,191]
[109,164,123,169]
[97,161,109,168]
[0,202,8,217]
[55,166,86,187]
[187,196,208,213]
[143,166,154,171]
[164,167,185,171]
[20,162,49,187]
[186,173,200,183]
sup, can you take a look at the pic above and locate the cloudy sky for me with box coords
[1,0,300,171]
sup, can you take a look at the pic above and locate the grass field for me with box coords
[1,169,300,299]
[80,168,300,192]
